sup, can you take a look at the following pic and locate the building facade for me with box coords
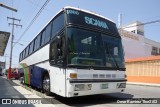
[119,21,160,59]
[119,21,160,84]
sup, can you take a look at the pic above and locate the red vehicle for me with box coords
[11,72,19,80]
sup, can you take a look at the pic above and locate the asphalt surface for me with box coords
[0,76,160,107]
[0,76,55,107]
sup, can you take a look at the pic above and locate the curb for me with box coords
[20,83,48,98]
[3,76,49,99]
[2,76,51,99]
[127,82,160,87]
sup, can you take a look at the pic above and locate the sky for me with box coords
[0,0,160,68]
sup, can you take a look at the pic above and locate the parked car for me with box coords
[11,72,19,79]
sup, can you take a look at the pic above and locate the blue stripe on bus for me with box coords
[19,65,47,89]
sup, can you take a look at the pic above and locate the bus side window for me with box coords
[51,13,64,39]
[50,41,57,65]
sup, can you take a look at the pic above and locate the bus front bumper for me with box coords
[67,79,127,97]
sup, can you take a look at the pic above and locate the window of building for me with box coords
[151,46,158,55]
[131,30,135,33]
[137,30,144,36]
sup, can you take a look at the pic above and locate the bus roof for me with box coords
[64,6,115,23]
[33,6,115,42]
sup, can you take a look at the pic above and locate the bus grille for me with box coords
[93,74,113,79]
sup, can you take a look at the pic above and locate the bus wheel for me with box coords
[43,74,51,96]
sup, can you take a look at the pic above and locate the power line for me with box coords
[14,0,51,47]
[14,0,42,36]
[26,0,52,13]
[27,0,42,7]
[121,19,160,29]
[139,15,160,22]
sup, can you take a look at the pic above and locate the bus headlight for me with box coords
[117,83,126,88]
[74,84,92,91]
[75,84,85,91]
[88,84,92,90]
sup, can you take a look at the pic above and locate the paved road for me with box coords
[122,84,160,98]
[44,85,160,107]
[1,76,160,107]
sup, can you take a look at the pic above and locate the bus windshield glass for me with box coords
[102,34,125,68]
[67,28,125,69]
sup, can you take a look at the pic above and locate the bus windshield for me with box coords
[67,27,125,69]
[102,34,125,68]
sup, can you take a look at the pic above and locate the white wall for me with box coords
[120,30,160,58]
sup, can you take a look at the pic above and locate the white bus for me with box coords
[19,6,126,97]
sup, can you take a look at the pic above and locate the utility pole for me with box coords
[7,17,22,79]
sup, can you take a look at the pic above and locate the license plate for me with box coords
[101,83,108,89]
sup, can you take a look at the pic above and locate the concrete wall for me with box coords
[126,60,160,84]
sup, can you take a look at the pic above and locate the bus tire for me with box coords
[43,74,51,96]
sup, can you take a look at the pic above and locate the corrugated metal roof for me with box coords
[125,55,160,62]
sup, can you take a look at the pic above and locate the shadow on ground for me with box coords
[45,91,134,106]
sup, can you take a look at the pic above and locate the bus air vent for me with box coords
[106,74,111,78]
[112,74,116,78]
[93,74,98,78]
[99,74,105,78]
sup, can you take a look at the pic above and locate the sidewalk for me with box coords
[0,76,55,107]
[127,82,160,87]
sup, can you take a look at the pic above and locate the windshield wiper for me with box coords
[105,45,119,70]
[110,55,119,69]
